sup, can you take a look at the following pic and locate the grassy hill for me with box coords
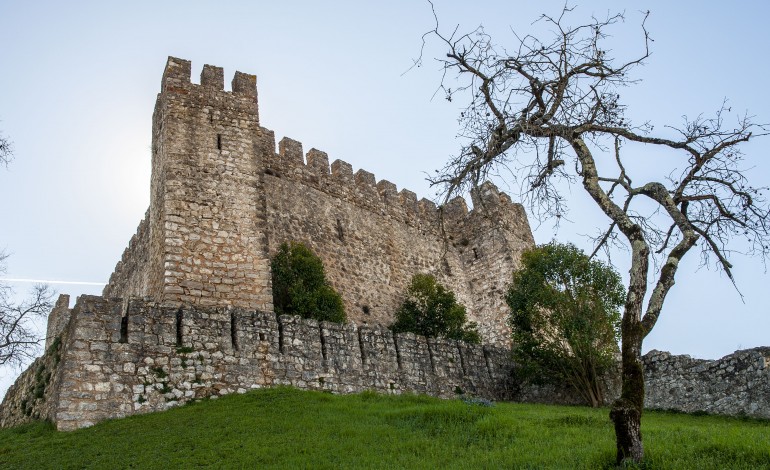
[0,387,767,469]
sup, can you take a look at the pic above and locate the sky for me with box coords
[1,1,768,396]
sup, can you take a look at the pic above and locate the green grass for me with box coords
[0,387,767,469]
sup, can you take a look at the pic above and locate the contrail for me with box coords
[0,278,105,286]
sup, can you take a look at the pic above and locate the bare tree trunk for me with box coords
[610,321,645,464]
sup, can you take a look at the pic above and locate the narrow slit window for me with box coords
[230,311,239,351]
[119,315,128,343]
[176,309,184,346]
[217,134,222,151]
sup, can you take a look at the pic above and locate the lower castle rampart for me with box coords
[0,295,515,431]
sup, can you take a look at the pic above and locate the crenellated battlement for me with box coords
[162,57,258,95]
[259,133,525,236]
[160,57,259,120]
[263,136,440,229]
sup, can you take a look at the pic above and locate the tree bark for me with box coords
[610,325,645,464]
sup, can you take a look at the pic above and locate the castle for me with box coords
[1,58,768,431]
[0,57,534,430]
[102,57,535,346]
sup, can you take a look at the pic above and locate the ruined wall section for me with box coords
[643,348,770,418]
[260,139,534,345]
[45,294,72,349]
[441,182,536,344]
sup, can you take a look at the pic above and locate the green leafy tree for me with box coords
[271,242,345,323]
[505,243,624,408]
[391,274,480,344]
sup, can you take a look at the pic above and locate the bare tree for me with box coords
[0,131,12,167]
[0,251,54,368]
[1,132,54,369]
[421,5,769,464]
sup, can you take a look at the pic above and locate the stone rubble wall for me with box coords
[103,212,150,301]
[643,348,770,418]
[3,295,769,431]
[514,348,770,419]
[1,295,515,431]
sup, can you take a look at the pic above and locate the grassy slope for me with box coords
[0,387,767,469]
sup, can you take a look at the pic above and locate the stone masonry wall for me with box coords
[643,348,770,418]
[3,296,769,430]
[101,57,535,347]
[261,159,534,345]
[1,296,516,431]
[103,212,150,300]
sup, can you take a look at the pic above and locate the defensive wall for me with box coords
[2,295,768,431]
[643,348,770,417]
[102,57,535,347]
[0,296,515,431]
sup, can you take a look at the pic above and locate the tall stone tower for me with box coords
[105,57,273,311]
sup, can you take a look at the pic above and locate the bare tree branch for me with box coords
[0,130,13,168]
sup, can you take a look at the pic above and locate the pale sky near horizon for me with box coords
[1,1,769,396]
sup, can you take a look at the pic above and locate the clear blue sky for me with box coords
[1,1,768,395]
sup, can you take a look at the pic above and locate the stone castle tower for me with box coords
[103,56,536,346]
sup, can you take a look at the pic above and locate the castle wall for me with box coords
[3,295,768,430]
[262,166,463,338]
[258,131,536,346]
[260,144,534,345]
[643,348,770,418]
[1,296,515,431]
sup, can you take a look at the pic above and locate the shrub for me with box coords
[390,274,480,343]
[271,242,346,323]
[505,242,624,407]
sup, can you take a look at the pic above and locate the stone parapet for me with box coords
[1,296,515,430]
